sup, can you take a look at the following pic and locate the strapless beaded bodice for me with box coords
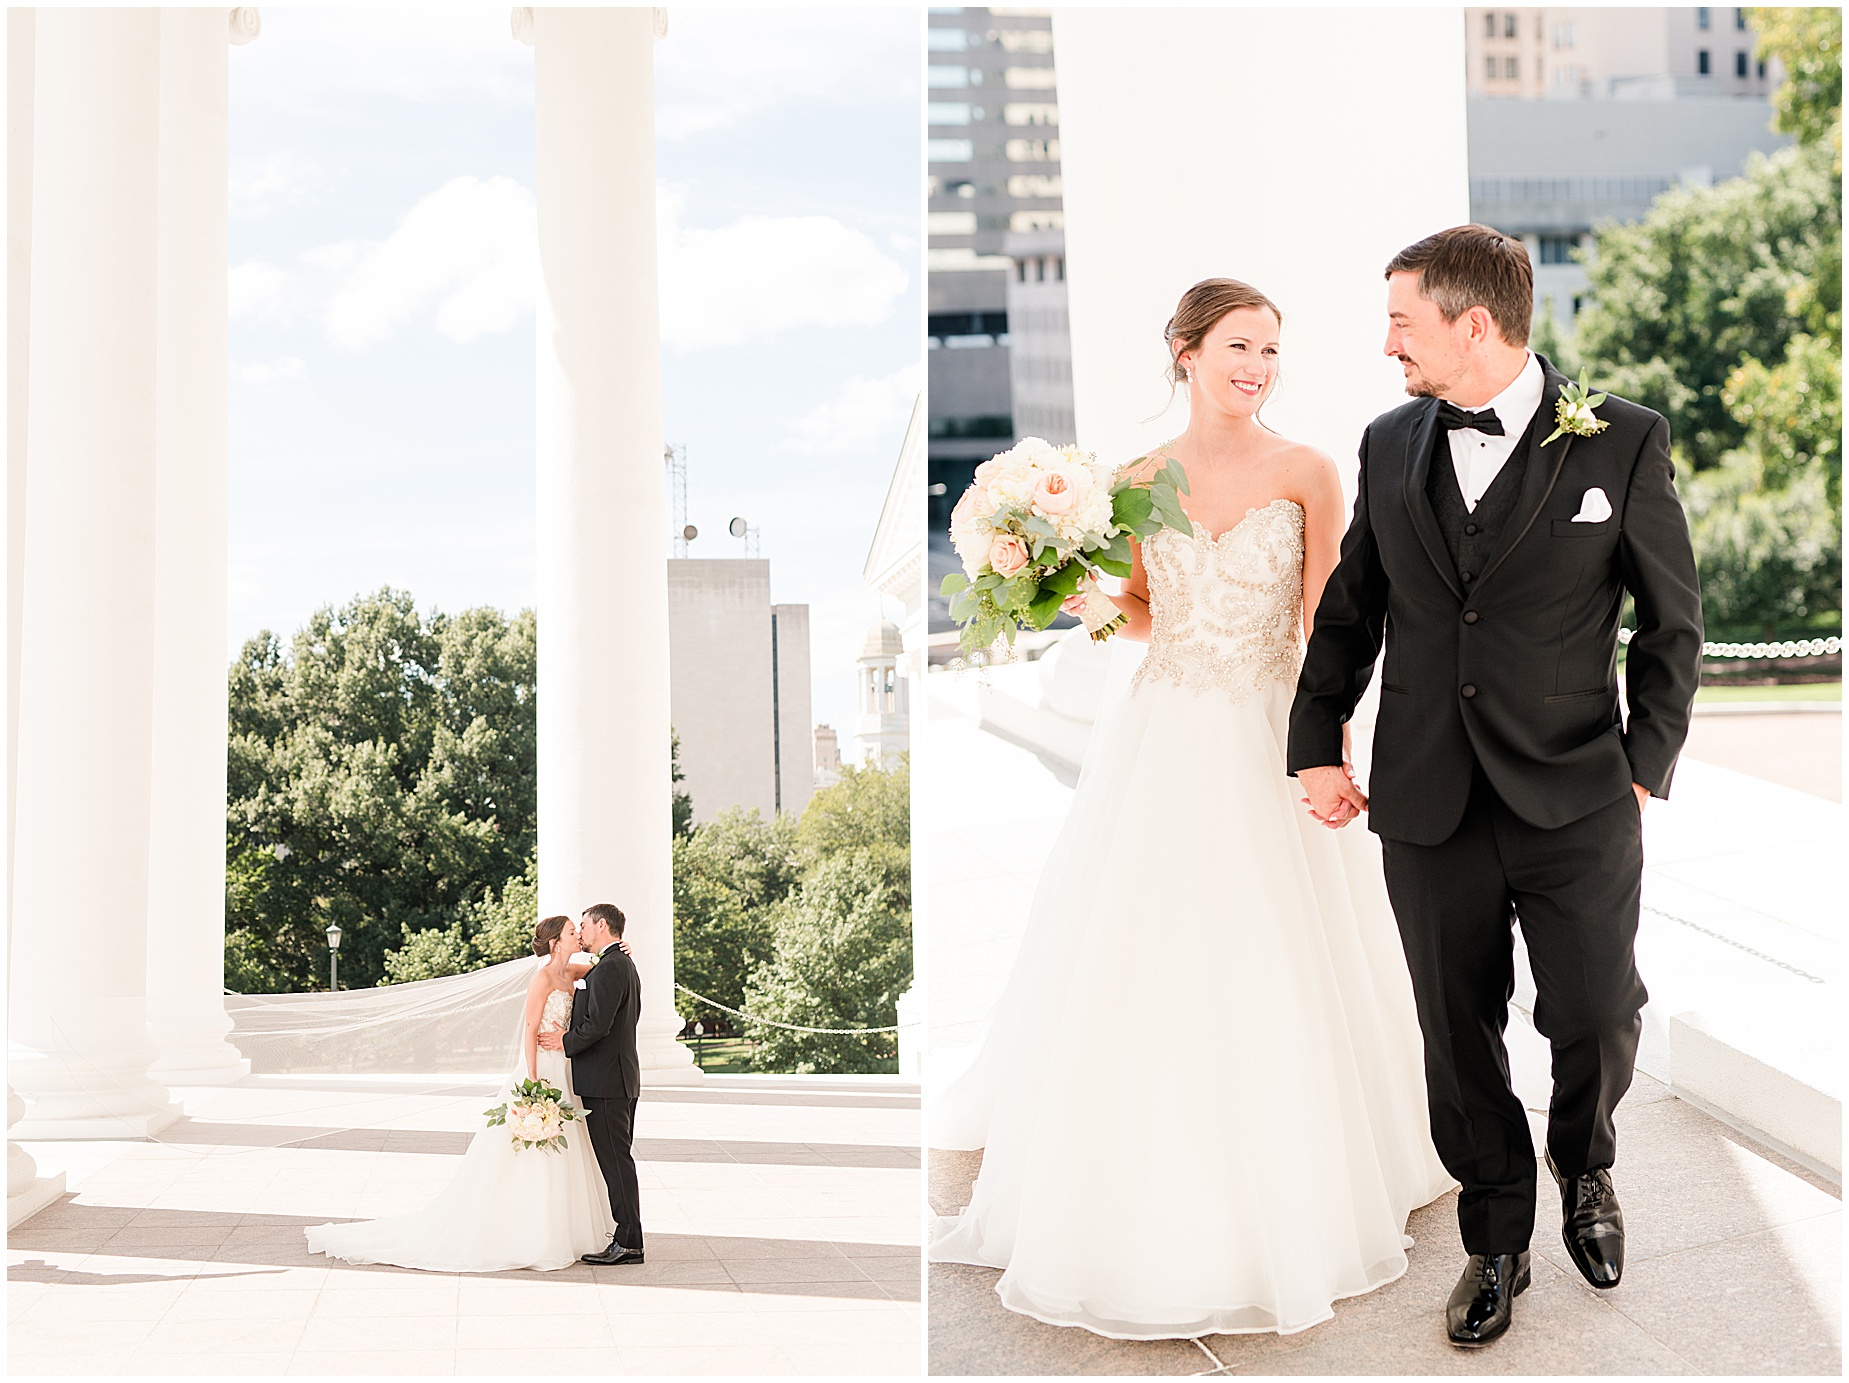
[540,988,572,1034]
[1132,498,1305,704]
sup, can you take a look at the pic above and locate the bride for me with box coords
[306,916,616,1272]
[930,278,1453,1340]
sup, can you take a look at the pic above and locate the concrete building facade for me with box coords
[665,560,812,826]
[1466,7,1778,102]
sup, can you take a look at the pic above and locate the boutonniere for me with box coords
[1543,370,1610,445]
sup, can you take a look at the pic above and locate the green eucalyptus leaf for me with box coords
[940,572,969,596]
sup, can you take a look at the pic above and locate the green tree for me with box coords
[1750,7,1843,157]
[744,848,913,1074]
[1572,142,1840,472]
[672,808,801,1024]
[379,855,540,984]
[224,590,537,991]
[670,731,694,838]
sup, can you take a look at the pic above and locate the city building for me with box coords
[1466,7,1777,102]
[812,724,842,790]
[1463,8,1789,331]
[927,5,1073,532]
[666,560,813,825]
[855,620,909,762]
[865,394,926,742]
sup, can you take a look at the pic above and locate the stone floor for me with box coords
[928,1072,1841,1376]
[1682,706,1840,802]
[8,1073,921,1376]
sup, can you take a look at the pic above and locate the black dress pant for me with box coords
[1380,763,1647,1255]
[582,1095,643,1251]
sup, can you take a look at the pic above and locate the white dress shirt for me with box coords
[1448,351,1544,512]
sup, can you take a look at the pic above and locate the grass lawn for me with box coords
[678,1034,757,1074]
[1694,680,1842,704]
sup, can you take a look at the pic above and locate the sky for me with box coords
[226,7,922,750]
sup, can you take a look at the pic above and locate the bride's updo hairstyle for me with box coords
[1164,278,1283,389]
[533,915,569,958]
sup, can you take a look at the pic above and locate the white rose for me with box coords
[1569,401,1596,429]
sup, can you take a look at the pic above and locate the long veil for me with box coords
[224,955,541,1078]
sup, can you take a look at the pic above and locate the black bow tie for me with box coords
[1435,401,1505,436]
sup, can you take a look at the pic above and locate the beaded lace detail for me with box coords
[1132,498,1306,704]
[540,988,571,1035]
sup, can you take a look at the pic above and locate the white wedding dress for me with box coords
[930,499,1453,1340]
[306,987,616,1272]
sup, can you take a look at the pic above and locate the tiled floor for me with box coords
[9,1074,921,1376]
[928,1072,1841,1376]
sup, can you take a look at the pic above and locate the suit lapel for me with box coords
[1401,398,1465,602]
[1471,361,1575,594]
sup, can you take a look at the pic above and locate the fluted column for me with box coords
[9,8,179,1138]
[144,7,251,1086]
[528,7,697,1083]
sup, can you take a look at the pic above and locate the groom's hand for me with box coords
[537,1031,563,1051]
[1299,764,1367,829]
[1633,783,1650,814]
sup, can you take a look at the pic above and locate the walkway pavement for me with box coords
[8,1074,920,1376]
[930,1070,1840,1375]
[924,663,1842,1375]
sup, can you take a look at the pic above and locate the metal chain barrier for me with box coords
[1619,629,1842,659]
[674,983,917,1035]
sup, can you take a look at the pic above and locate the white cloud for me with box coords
[658,191,908,352]
[228,257,292,322]
[229,8,533,115]
[234,357,305,386]
[654,9,919,139]
[230,154,324,219]
[783,364,922,456]
[315,176,536,351]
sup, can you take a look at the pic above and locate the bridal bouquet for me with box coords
[941,437,1191,653]
[484,1078,583,1154]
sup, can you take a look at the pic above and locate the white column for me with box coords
[144,7,248,1086]
[7,1085,63,1228]
[1050,8,1471,490]
[530,7,697,1084]
[9,8,179,1138]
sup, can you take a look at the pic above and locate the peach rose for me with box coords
[989,534,1030,576]
[1033,469,1078,516]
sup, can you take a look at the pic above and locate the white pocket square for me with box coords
[573,978,587,990]
[1570,487,1613,522]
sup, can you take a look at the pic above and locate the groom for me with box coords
[1289,226,1702,1346]
[541,901,645,1266]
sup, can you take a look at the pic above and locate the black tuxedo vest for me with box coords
[1426,414,1534,588]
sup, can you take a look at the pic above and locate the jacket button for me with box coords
[1460,570,1474,583]
[1465,523,1478,536]
[1463,610,1479,624]
[1461,684,1478,699]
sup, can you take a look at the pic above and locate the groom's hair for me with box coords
[1385,225,1532,347]
[582,902,626,938]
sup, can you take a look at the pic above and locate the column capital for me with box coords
[510,8,533,46]
[653,9,668,41]
[228,9,260,45]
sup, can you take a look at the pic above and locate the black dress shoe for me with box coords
[1445,1251,1530,1347]
[580,1243,644,1266]
[1547,1150,1624,1288]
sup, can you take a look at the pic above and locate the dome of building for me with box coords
[859,619,903,660]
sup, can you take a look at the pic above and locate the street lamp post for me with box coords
[326,923,342,992]
[693,1021,705,1071]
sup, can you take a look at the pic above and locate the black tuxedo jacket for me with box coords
[1288,359,1703,845]
[563,943,642,1100]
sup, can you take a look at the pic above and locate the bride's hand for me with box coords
[1060,593,1087,616]
[1298,763,1367,829]
[617,937,634,957]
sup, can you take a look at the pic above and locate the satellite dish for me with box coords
[682,524,698,542]
[728,517,748,539]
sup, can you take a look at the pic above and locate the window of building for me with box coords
[927,27,969,51]
[1003,102,1059,126]
[1697,49,1711,74]
[1735,50,1748,77]
[1697,7,1711,29]
[927,211,978,237]
[1505,55,1519,79]
[997,28,1055,54]
[1004,137,1060,161]
[1504,12,1516,37]
[1538,233,1579,265]
[928,102,973,126]
[927,138,974,163]
[927,415,1014,439]
[1010,209,1063,233]
[1485,55,1498,81]
[1484,12,1497,38]
[1004,66,1058,90]
[1735,8,1748,28]
[927,65,969,88]
[1758,58,1767,78]
[1006,172,1062,198]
